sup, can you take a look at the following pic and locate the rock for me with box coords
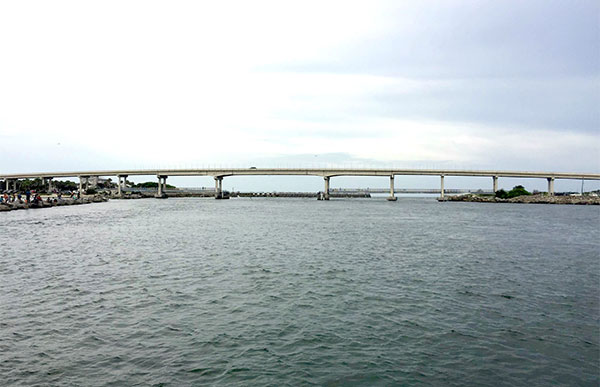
[440,193,600,205]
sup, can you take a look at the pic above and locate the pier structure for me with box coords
[44,177,54,193]
[117,175,128,196]
[4,179,18,192]
[548,177,555,196]
[2,169,599,200]
[214,176,224,199]
[77,176,91,193]
[388,175,397,201]
[323,177,330,200]
[156,175,168,198]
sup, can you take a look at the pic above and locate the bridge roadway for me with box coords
[2,168,599,200]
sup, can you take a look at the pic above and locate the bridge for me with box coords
[333,188,494,195]
[1,168,599,200]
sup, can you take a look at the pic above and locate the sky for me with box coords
[0,0,598,191]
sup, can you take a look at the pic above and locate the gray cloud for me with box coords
[257,0,599,134]
[369,78,600,133]
[0,0,597,183]
[269,0,599,78]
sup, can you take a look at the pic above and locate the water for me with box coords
[1,198,598,386]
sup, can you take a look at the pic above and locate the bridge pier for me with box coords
[387,175,397,201]
[47,177,54,193]
[117,175,128,196]
[78,176,88,193]
[77,176,90,193]
[440,175,445,199]
[324,176,330,200]
[493,176,498,193]
[214,176,224,199]
[3,179,15,192]
[156,175,168,198]
[547,177,555,196]
[117,176,122,196]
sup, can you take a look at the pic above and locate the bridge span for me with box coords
[2,168,599,200]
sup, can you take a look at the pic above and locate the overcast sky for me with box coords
[0,1,598,190]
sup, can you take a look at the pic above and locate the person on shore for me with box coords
[25,190,31,203]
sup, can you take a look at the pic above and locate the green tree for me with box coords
[495,189,508,199]
[19,178,44,191]
[54,180,78,191]
[495,186,531,199]
[133,182,176,189]
[507,185,531,198]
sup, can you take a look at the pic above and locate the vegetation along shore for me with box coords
[439,185,599,205]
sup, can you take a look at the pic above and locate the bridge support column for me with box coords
[13,180,17,191]
[162,176,167,193]
[387,175,397,201]
[117,176,122,196]
[440,175,445,199]
[119,175,128,196]
[493,176,498,193]
[156,175,168,198]
[547,177,555,196]
[78,176,83,193]
[323,177,330,200]
[214,176,223,199]
[47,177,53,193]
[4,179,9,191]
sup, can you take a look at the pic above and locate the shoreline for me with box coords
[438,193,600,205]
[4,192,599,211]
[117,191,371,199]
[0,195,109,212]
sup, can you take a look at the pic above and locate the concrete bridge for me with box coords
[334,188,494,195]
[1,168,599,200]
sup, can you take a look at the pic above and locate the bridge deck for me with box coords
[1,168,599,180]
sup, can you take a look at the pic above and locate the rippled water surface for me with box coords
[1,198,598,386]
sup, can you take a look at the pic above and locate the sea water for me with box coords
[0,197,598,386]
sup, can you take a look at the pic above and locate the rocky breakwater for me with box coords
[0,195,109,212]
[439,194,600,205]
[112,192,146,199]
